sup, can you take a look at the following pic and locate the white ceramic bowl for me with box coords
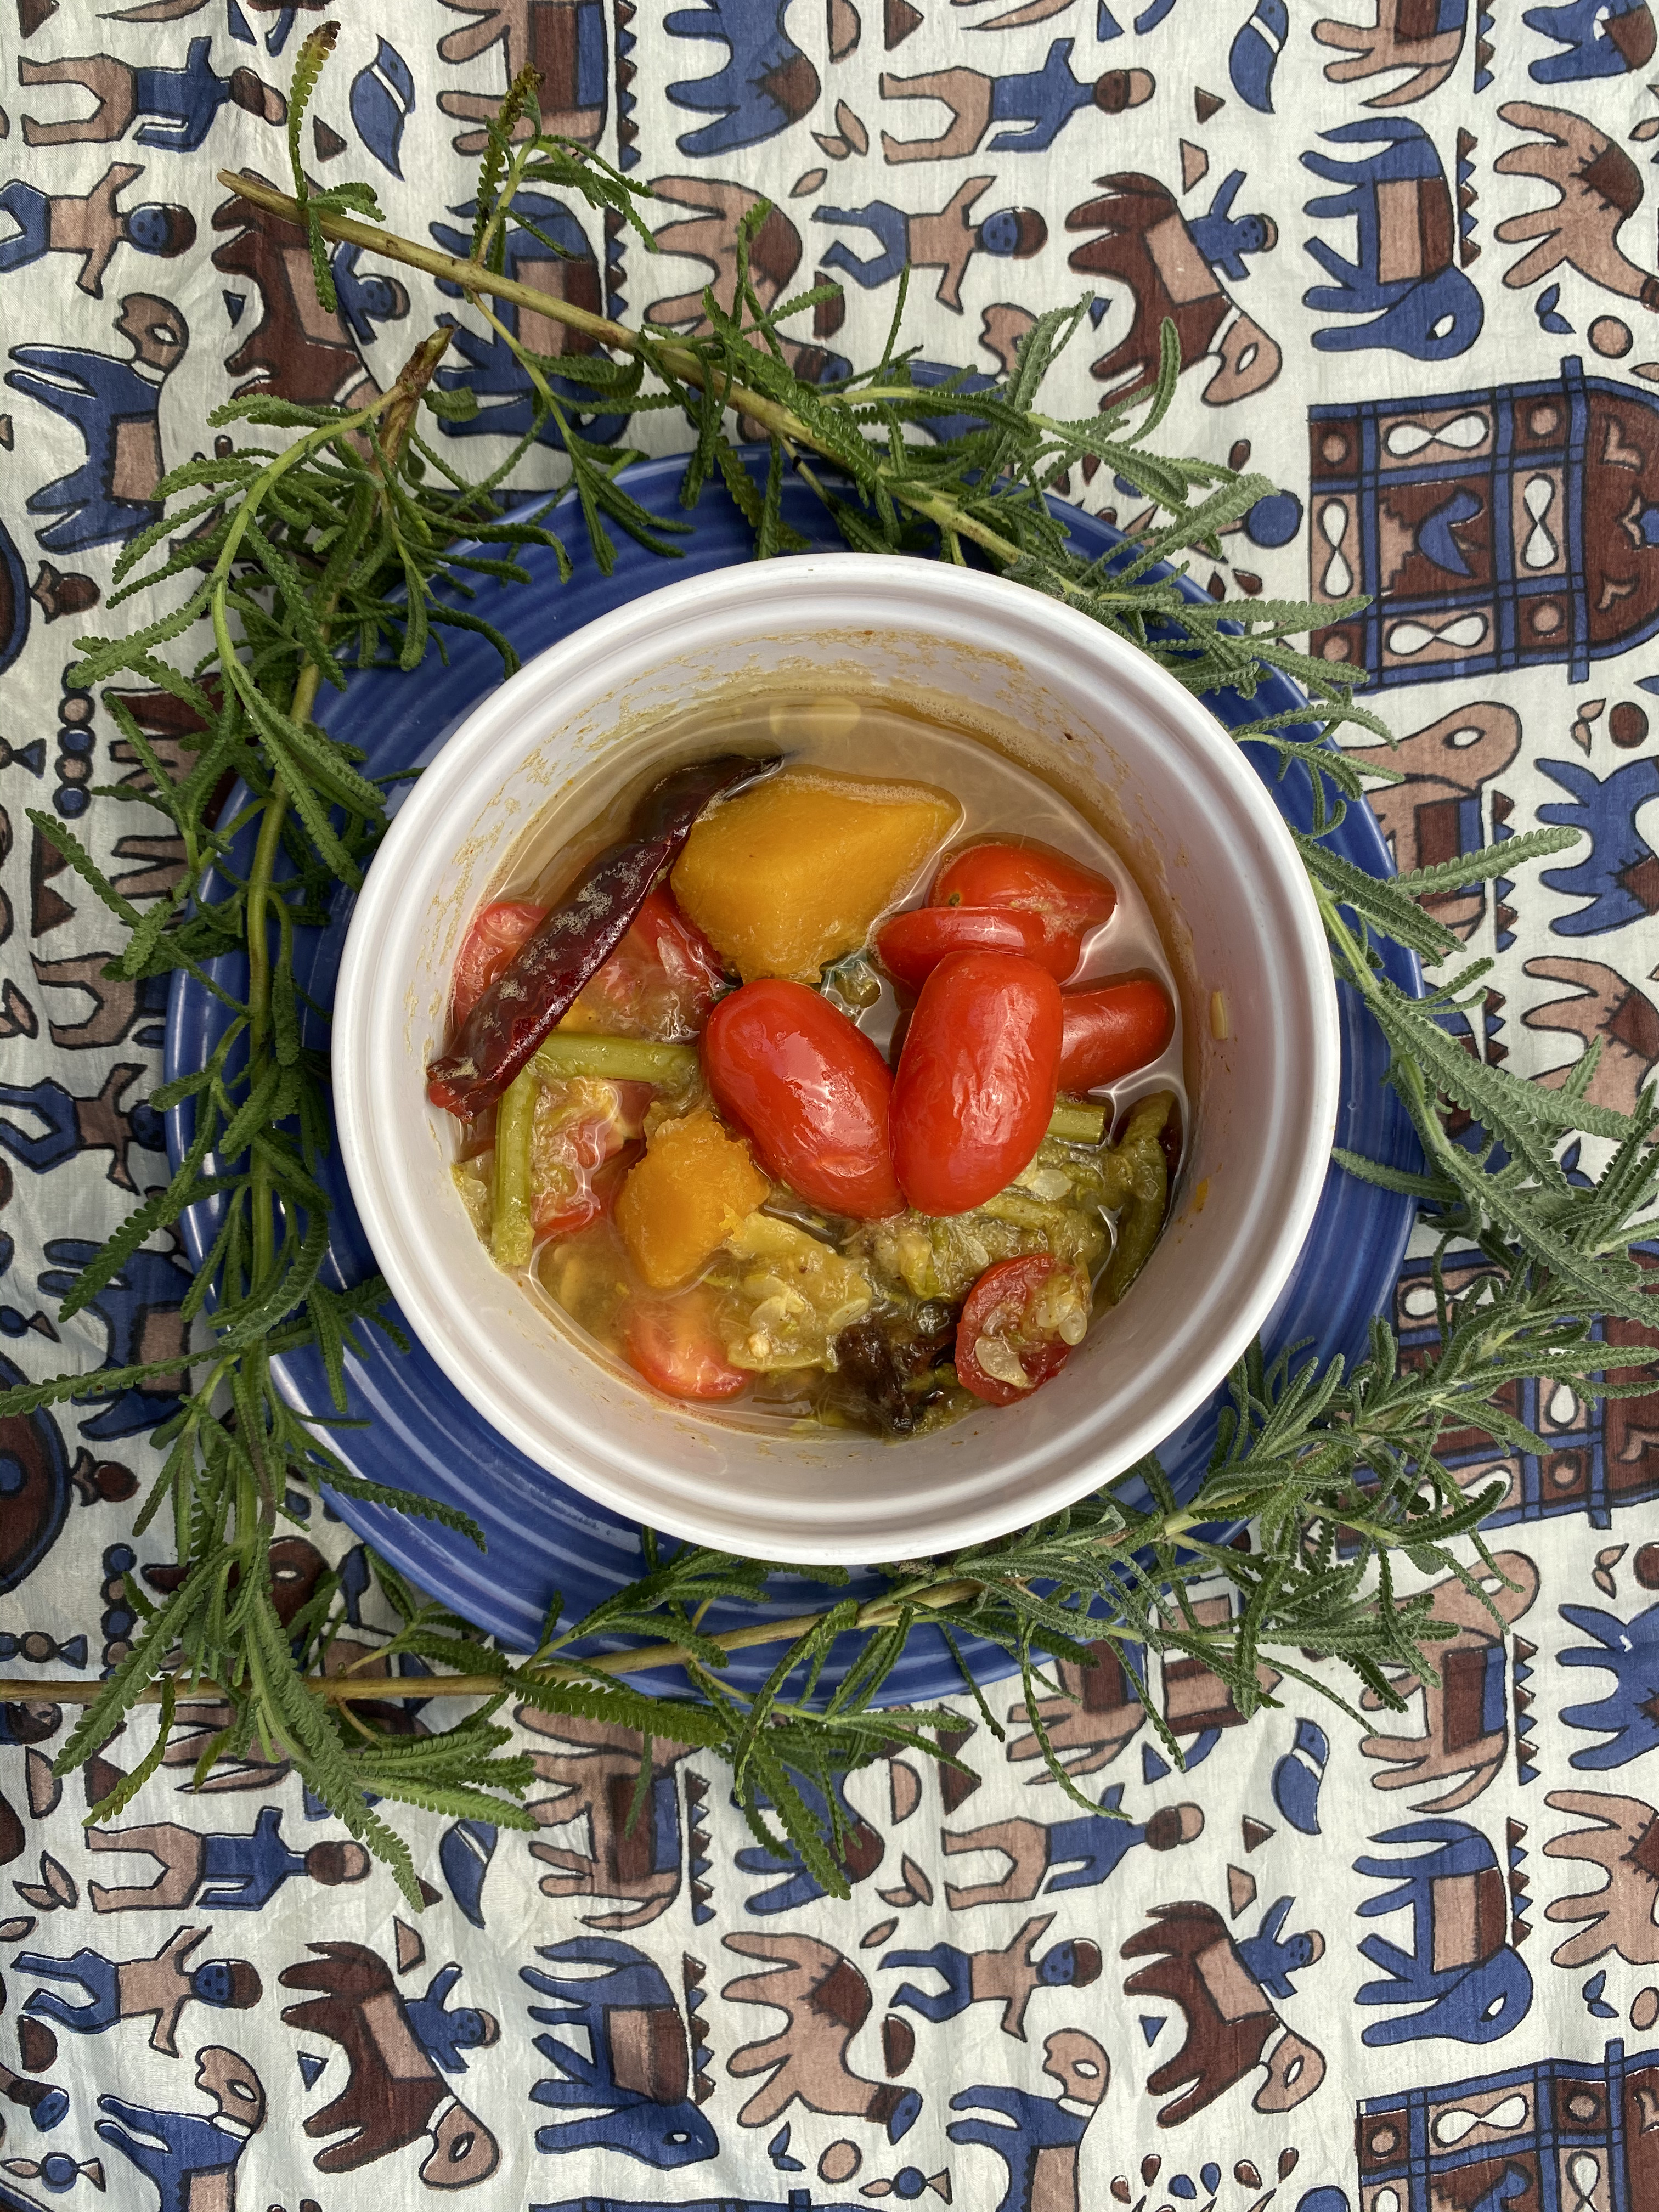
[334,556,1338,1565]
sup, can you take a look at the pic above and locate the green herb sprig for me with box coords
[3,31,1654,1909]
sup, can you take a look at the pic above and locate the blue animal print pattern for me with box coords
[2,5,1659,2208]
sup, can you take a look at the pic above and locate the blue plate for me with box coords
[166,454,1421,1700]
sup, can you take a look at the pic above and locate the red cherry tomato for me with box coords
[702,979,904,1220]
[532,1080,652,1237]
[890,951,1062,1216]
[451,899,546,1030]
[955,1253,1088,1406]
[932,841,1115,970]
[565,885,728,1041]
[1058,979,1176,1093]
[626,1289,748,1401]
[875,904,1078,991]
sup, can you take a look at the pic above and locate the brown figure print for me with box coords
[877,55,1152,163]
[1122,1900,1326,2126]
[1003,1639,1146,1779]
[1524,957,1659,1112]
[1345,702,1522,938]
[0,1062,162,1192]
[0,164,195,299]
[1313,0,1469,107]
[723,1932,922,2141]
[812,178,1046,315]
[1065,173,1280,407]
[211,179,390,408]
[15,1924,261,2056]
[943,1784,1203,1909]
[19,42,284,149]
[279,1942,499,2186]
[438,0,608,150]
[1545,1788,1659,1966]
[1497,101,1659,307]
[882,1912,1104,2040]
[1359,1552,1541,1811]
[517,1706,692,1928]
[87,1808,369,1914]
[645,178,840,386]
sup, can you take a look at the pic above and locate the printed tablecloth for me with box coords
[2,5,1659,2209]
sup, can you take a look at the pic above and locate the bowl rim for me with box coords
[333,551,1340,1561]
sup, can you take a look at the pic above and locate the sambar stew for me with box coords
[426,692,1183,1437]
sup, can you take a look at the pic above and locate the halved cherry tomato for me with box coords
[875,904,1078,991]
[532,1079,652,1237]
[626,1287,748,1400]
[563,885,728,1041]
[451,899,546,1029]
[702,978,903,1220]
[955,1253,1090,1405]
[932,840,1115,970]
[890,951,1062,1216]
[1058,979,1175,1093]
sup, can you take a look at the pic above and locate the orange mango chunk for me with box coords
[616,1108,770,1290]
[670,768,962,982]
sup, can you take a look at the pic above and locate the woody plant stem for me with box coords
[1,1503,1226,1705]
[216,169,1097,586]
[2,1427,1479,1707]
[0,1583,988,1705]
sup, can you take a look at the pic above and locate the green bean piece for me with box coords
[1100,1090,1176,1306]
[980,1191,1074,1235]
[490,1065,538,1269]
[531,1034,699,1087]
[1047,1098,1108,1146]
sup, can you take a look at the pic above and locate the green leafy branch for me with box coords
[285,19,386,313]
[0,31,1652,1908]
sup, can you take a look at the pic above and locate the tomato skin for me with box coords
[564,885,727,1041]
[702,979,904,1220]
[532,1080,651,1238]
[1058,979,1176,1093]
[955,1254,1080,1406]
[875,904,1078,991]
[450,899,546,1031]
[932,841,1115,964]
[890,951,1063,1217]
[442,890,725,1110]
[626,1289,748,1401]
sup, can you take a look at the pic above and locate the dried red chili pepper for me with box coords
[426,752,778,1116]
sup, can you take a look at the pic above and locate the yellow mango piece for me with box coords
[616,1108,771,1290]
[670,768,961,982]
